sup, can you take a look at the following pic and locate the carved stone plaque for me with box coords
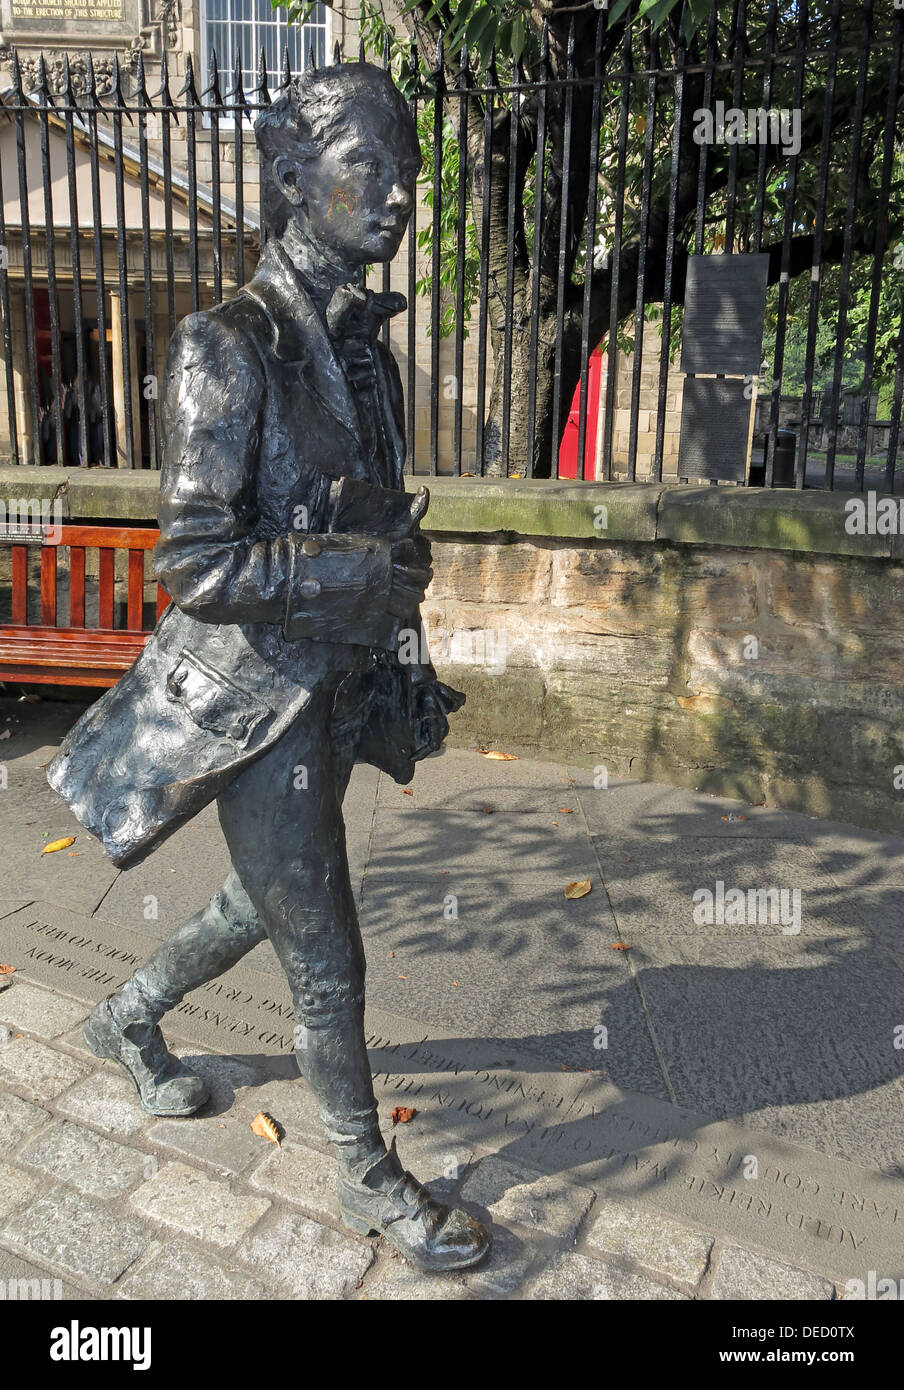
[1,0,139,37]
[10,0,124,18]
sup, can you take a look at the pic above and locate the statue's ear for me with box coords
[272,154,308,208]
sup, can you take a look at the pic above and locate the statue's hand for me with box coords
[410,679,466,758]
[387,537,432,619]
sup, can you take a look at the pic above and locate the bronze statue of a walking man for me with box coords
[47,58,490,1274]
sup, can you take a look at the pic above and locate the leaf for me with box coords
[610,942,631,951]
[466,5,496,52]
[564,879,592,900]
[391,1105,417,1126]
[250,1112,281,1147]
[42,836,75,855]
[558,807,574,814]
[607,0,634,26]
[511,13,526,63]
[0,964,15,975]
[481,750,518,760]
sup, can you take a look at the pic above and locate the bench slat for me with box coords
[69,547,86,628]
[98,549,115,629]
[40,548,57,627]
[11,546,27,625]
[127,550,144,632]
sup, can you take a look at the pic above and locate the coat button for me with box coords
[299,579,321,598]
[302,538,322,557]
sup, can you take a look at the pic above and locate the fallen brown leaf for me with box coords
[481,806,494,814]
[389,951,395,958]
[397,974,407,980]
[564,879,592,900]
[481,750,518,761]
[391,1106,417,1126]
[610,942,631,951]
[402,788,414,796]
[249,1112,281,1147]
[558,807,574,814]
[451,981,459,987]
[42,836,76,855]
[0,964,15,975]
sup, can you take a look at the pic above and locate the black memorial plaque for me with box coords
[677,376,753,482]
[680,253,770,377]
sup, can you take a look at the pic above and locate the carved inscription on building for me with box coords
[11,0,124,21]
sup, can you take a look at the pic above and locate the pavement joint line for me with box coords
[581,813,679,1108]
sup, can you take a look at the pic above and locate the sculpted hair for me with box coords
[254,61,415,236]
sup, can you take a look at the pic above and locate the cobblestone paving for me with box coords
[0,975,843,1302]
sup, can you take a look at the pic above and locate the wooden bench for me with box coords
[0,524,168,687]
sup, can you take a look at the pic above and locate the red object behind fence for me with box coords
[557,348,603,480]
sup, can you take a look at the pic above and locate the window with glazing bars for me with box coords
[201,0,330,99]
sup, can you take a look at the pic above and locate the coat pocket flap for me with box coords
[165,649,272,748]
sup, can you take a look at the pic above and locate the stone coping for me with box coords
[0,466,895,560]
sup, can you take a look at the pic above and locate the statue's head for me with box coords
[255,61,421,269]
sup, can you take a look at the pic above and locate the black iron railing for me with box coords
[0,2,901,490]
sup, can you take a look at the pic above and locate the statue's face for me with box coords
[293,100,421,267]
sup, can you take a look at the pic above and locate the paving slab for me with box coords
[0,980,89,1039]
[368,805,596,878]
[0,1159,44,1218]
[56,1069,151,1139]
[0,1092,52,1154]
[462,1223,538,1299]
[0,1244,86,1300]
[1,1186,149,1285]
[116,1239,271,1301]
[359,1259,472,1300]
[460,1154,595,1240]
[0,1034,90,1100]
[711,1244,836,1300]
[249,1137,340,1221]
[524,1249,688,1300]
[146,1113,265,1177]
[129,1161,270,1249]
[385,748,575,813]
[620,931,904,1174]
[93,825,233,938]
[237,1209,374,1299]
[585,1195,714,1290]
[572,775,811,843]
[359,871,666,1087]
[591,836,868,938]
[18,1119,151,1197]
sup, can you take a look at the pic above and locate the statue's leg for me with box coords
[216,675,490,1273]
[83,866,266,1116]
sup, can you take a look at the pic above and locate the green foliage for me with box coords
[414,102,480,337]
[269,0,903,376]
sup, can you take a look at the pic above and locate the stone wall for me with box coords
[2,467,902,833]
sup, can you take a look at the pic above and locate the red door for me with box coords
[557,348,602,479]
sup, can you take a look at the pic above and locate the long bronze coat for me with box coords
[48,239,430,869]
